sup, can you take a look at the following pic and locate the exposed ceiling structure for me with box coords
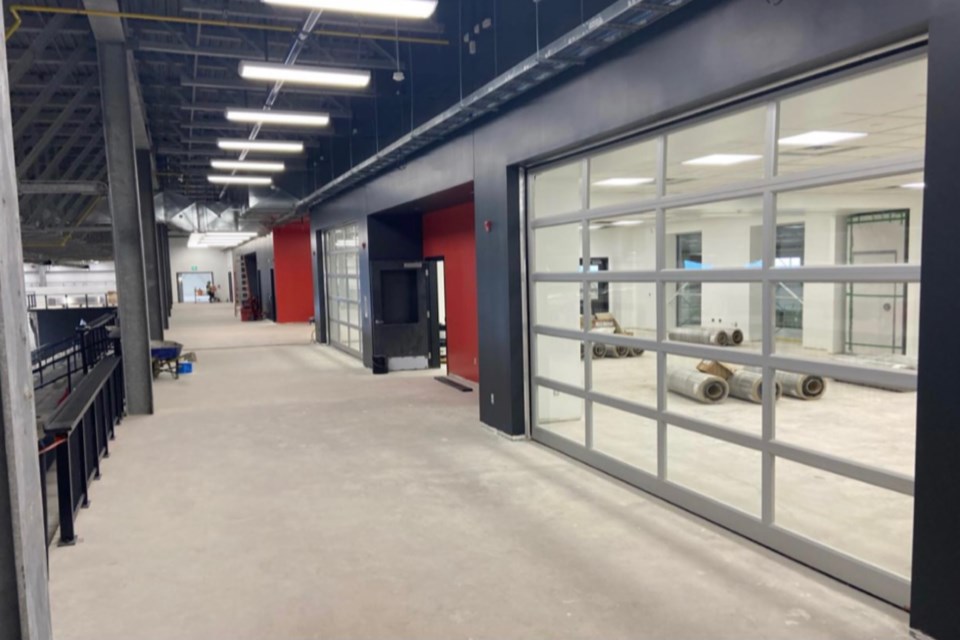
[6,0,699,263]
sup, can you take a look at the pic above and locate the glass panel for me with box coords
[347,277,359,301]
[666,106,767,194]
[774,367,915,476]
[338,301,349,323]
[774,281,920,366]
[778,56,927,175]
[534,335,584,389]
[592,402,658,473]
[592,282,656,341]
[666,282,763,351]
[328,299,340,322]
[534,282,583,331]
[666,197,764,269]
[329,321,340,344]
[589,139,658,208]
[776,173,923,266]
[532,161,583,218]
[533,223,582,273]
[348,303,360,327]
[536,386,585,445]
[591,345,657,410]
[589,211,656,272]
[776,459,913,578]
[665,354,762,436]
[667,426,761,516]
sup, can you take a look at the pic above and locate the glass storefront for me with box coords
[526,53,926,605]
[325,223,363,357]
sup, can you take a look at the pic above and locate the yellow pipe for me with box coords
[4,5,448,45]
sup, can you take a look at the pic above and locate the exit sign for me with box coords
[191,266,198,272]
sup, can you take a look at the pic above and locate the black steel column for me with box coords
[135,149,163,340]
[157,223,169,329]
[910,3,960,638]
[98,42,153,415]
[0,8,53,639]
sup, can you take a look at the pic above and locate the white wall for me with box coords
[168,236,235,304]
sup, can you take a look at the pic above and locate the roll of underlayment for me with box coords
[667,369,730,404]
[775,371,826,400]
[668,327,731,346]
[728,370,782,404]
[726,328,744,345]
[592,343,607,359]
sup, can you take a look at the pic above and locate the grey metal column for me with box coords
[99,42,153,415]
[0,7,54,639]
[135,149,163,340]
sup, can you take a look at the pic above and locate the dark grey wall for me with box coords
[911,2,960,639]
[35,308,114,347]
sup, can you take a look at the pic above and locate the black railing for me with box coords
[41,355,125,546]
[32,311,117,393]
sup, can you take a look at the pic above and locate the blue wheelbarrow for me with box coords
[150,340,184,380]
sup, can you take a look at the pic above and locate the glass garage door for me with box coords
[325,223,363,357]
[526,52,926,607]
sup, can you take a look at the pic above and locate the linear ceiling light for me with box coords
[682,154,762,166]
[593,177,655,187]
[261,0,439,19]
[239,61,371,88]
[188,232,258,249]
[900,182,926,190]
[217,139,304,153]
[779,130,868,146]
[210,160,286,172]
[207,175,274,186]
[226,108,331,127]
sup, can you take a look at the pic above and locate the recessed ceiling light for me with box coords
[217,139,304,153]
[900,182,926,190]
[262,0,438,19]
[207,175,274,186]
[226,108,331,127]
[682,154,762,166]
[779,131,868,146]
[612,220,645,226]
[239,61,371,88]
[210,160,286,172]
[593,177,655,187]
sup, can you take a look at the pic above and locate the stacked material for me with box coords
[728,370,783,404]
[667,369,730,404]
[775,371,826,400]
[668,327,743,346]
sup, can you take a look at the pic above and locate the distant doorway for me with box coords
[177,271,214,303]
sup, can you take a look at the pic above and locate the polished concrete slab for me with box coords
[49,304,910,639]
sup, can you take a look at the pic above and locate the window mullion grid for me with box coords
[761,100,780,525]
[655,134,668,480]
[581,158,593,449]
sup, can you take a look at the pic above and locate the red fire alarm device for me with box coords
[484,220,493,233]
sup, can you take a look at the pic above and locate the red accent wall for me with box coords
[272,219,315,323]
[423,202,479,383]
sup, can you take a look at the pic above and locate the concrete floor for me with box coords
[49,304,911,639]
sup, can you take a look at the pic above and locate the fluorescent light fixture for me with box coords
[779,130,867,146]
[262,0,438,19]
[900,182,926,190]
[612,220,644,227]
[188,231,258,249]
[682,154,762,166]
[239,61,371,88]
[217,139,304,153]
[210,160,286,172]
[226,108,330,127]
[593,177,655,187]
[207,175,274,186]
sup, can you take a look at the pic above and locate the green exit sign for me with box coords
[191,266,198,272]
